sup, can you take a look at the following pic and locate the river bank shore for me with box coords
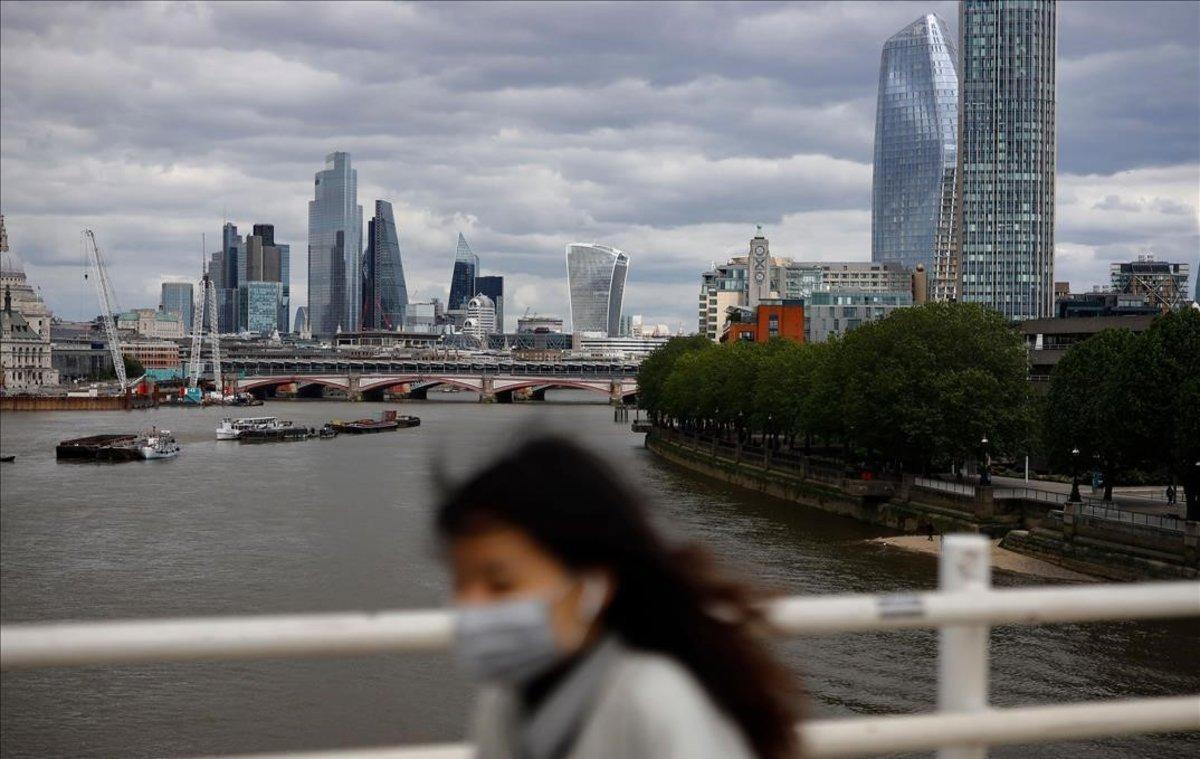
[869,535,1097,582]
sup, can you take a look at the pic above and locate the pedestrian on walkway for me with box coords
[925,519,936,542]
[1166,484,1176,504]
[437,436,803,759]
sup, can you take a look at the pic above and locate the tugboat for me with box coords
[137,429,181,460]
[318,424,339,439]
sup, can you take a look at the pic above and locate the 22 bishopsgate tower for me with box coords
[308,152,363,336]
[957,0,1057,320]
[871,13,959,297]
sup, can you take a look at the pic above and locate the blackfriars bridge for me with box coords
[223,357,639,403]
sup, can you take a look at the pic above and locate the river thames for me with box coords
[2,395,1198,757]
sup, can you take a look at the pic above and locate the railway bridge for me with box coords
[223,357,639,403]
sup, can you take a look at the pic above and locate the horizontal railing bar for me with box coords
[206,695,1200,759]
[3,582,1197,670]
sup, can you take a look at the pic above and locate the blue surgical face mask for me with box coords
[454,576,608,686]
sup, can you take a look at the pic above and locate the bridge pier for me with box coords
[347,375,363,402]
[479,377,496,403]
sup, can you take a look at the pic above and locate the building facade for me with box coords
[475,275,504,333]
[448,233,479,312]
[872,13,959,298]
[308,152,363,336]
[464,294,497,341]
[0,218,58,388]
[239,281,284,335]
[805,290,913,343]
[117,308,185,339]
[361,200,409,331]
[123,340,181,371]
[517,315,564,333]
[719,301,806,344]
[293,306,309,338]
[957,0,1057,320]
[1109,256,1191,312]
[160,282,194,332]
[566,244,629,336]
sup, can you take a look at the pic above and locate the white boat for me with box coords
[138,430,180,460]
[216,416,282,440]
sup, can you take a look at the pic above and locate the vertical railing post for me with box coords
[938,534,991,759]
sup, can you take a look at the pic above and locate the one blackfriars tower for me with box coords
[957,0,1057,320]
[308,152,363,336]
[871,13,959,300]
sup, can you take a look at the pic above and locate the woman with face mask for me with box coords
[438,436,802,759]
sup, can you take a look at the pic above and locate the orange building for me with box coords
[719,300,805,343]
[123,340,181,370]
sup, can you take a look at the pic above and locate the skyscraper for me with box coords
[361,200,409,330]
[308,152,363,335]
[871,14,959,299]
[475,275,504,333]
[565,243,628,336]
[448,233,479,312]
[160,282,194,331]
[957,0,1057,320]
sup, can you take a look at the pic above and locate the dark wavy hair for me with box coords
[436,435,802,759]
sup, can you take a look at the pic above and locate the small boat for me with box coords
[216,416,283,440]
[0,455,15,463]
[137,429,180,460]
[239,425,311,443]
[318,424,339,439]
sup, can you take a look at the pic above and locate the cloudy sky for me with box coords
[1,0,1197,330]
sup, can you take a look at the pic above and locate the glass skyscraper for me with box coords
[475,275,504,333]
[239,281,283,335]
[565,243,628,336]
[159,282,194,331]
[958,0,1057,320]
[307,152,362,335]
[447,233,479,311]
[362,200,409,331]
[872,13,959,295]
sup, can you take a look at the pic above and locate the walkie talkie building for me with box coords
[871,14,959,298]
[566,243,628,336]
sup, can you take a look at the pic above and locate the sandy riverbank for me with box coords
[869,535,1097,582]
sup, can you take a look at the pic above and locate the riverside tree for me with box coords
[1043,328,1144,501]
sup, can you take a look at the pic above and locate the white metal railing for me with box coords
[914,476,977,497]
[992,486,1069,504]
[3,536,1198,758]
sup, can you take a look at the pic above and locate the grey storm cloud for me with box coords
[1,0,1197,329]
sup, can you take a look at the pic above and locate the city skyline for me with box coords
[0,1,1196,328]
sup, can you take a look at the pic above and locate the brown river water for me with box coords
[2,394,1197,757]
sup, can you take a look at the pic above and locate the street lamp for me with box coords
[1069,446,1081,502]
[979,436,991,486]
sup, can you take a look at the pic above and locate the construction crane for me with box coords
[82,229,127,390]
[186,254,224,398]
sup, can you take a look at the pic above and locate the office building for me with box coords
[463,294,497,341]
[294,306,309,337]
[698,259,749,340]
[475,275,504,332]
[720,301,806,344]
[361,200,409,331]
[308,151,363,335]
[404,299,445,334]
[805,291,913,343]
[1109,256,1191,312]
[239,281,284,335]
[117,308,185,339]
[957,0,1057,320]
[448,233,479,311]
[779,261,912,298]
[872,14,959,299]
[566,243,629,336]
[160,282,194,332]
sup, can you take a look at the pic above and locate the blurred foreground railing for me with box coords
[3,536,1198,758]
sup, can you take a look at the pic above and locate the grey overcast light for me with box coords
[1,0,1197,328]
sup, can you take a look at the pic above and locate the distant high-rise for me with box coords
[565,243,628,336]
[871,14,959,299]
[308,152,363,335]
[294,306,309,337]
[448,233,479,311]
[361,200,409,331]
[475,275,504,333]
[160,282,194,331]
[957,0,1057,320]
